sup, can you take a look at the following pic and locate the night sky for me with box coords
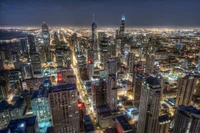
[0,0,200,27]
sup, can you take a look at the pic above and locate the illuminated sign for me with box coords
[87,60,93,64]
[57,73,63,83]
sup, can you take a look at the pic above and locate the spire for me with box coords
[93,14,96,23]
[122,14,125,21]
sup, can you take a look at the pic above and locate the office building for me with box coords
[173,105,200,133]
[137,76,161,133]
[31,81,51,133]
[48,84,79,133]
[91,14,97,44]
[157,115,170,133]
[0,95,27,129]
[107,74,118,111]
[119,15,125,38]
[30,53,42,77]
[78,101,86,132]
[127,52,135,73]
[87,49,94,61]
[145,54,155,74]
[134,74,145,108]
[28,35,38,54]
[91,78,107,110]
[87,60,94,80]
[176,75,200,106]
[107,59,117,75]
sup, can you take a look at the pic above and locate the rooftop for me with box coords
[114,115,134,132]
[179,105,200,116]
[49,84,77,93]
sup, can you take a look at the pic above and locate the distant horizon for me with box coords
[0,25,200,29]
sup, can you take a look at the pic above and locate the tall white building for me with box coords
[49,84,79,133]
[137,76,161,133]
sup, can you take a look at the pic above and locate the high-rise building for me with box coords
[119,15,125,38]
[137,76,161,133]
[28,35,38,54]
[107,38,116,57]
[134,74,145,108]
[87,60,94,80]
[31,81,51,132]
[30,53,42,77]
[91,78,107,110]
[107,59,117,75]
[91,14,97,44]
[176,75,200,107]
[48,84,79,133]
[107,74,118,111]
[0,59,4,70]
[42,22,49,35]
[87,49,94,61]
[145,54,155,74]
[173,105,200,133]
[127,52,135,73]
[157,115,171,133]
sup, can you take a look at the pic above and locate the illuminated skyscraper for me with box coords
[119,14,125,37]
[127,52,135,73]
[87,60,94,80]
[42,22,49,35]
[145,54,155,74]
[30,53,42,78]
[173,105,200,133]
[134,74,145,108]
[107,74,118,111]
[176,75,200,107]
[49,84,79,133]
[137,76,161,133]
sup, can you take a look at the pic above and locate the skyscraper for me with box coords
[30,53,42,78]
[127,52,135,73]
[173,105,200,133]
[107,59,117,75]
[107,74,118,111]
[137,76,161,133]
[87,60,94,80]
[91,78,107,110]
[145,54,155,74]
[119,14,125,38]
[134,74,145,108]
[176,75,199,107]
[49,84,79,133]
[91,14,98,62]
[91,14,97,44]
[28,35,38,54]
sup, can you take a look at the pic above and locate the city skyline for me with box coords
[1,0,200,27]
